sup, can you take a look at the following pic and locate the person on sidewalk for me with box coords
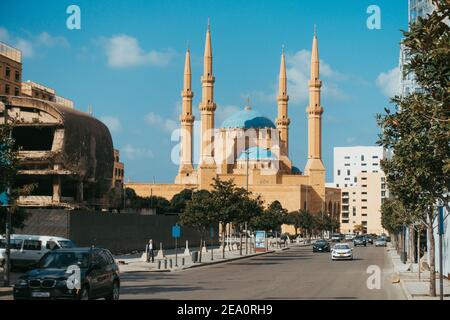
[146,239,154,263]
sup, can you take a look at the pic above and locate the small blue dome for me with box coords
[221,106,276,129]
[291,166,302,174]
[237,146,277,161]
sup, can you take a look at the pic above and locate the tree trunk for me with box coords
[428,223,436,297]
[409,226,415,264]
[199,237,203,263]
[222,223,226,259]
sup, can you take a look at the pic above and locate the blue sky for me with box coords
[0,0,407,183]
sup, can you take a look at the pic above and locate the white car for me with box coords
[331,243,353,261]
[0,234,76,268]
[374,237,387,247]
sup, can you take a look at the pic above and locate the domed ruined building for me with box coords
[0,95,114,209]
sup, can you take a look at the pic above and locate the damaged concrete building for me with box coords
[1,95,114,209]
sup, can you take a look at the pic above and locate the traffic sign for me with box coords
[172,225,181,238]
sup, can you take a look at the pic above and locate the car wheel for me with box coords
[106,281,120,300]
[79,286,90,300]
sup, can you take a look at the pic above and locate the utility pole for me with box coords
[245,150,249,255]
[2,102,12,287]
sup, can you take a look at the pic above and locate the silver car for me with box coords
[374,237,387,247]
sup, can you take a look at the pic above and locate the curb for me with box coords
[178,250,277,271]
[121,244,308,273]
[0,287,13,299]
[399,279,413,300]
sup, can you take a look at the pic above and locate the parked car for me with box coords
[313,239,330,252]
[353,235,367,247]
[13,247,120,300]
[331,233,341,242]
[331,243,353,261]
[364,234,374,244]
[374,237,387,247]
[0,234,77,269]
[345,234,355,241]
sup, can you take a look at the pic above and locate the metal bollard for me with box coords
[182,257,185,266]
[164,259,167,269]
[157,260,161,269]
[169,258,173,269]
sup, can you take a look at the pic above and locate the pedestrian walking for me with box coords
[146,239,154,263]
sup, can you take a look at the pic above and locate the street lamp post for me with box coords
[245,149,249,255]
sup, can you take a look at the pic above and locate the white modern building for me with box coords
[333,146,387,188]
[332,146,389,235]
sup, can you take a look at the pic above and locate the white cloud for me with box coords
[0,27,10,42]
[14,38,34,57]
[36,32,69,48]
[0,27,69,59]
[122,144,154,160]
[376,67,401,98]
[100,116,122,133]
[145,112,177,133]
[102,34,174,68]
[285,49,348,104]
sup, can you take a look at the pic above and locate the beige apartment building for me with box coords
[340,171,387,235]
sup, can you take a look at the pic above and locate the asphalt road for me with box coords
[120,243,405,300]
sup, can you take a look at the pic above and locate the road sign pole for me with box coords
[175,237,178,267]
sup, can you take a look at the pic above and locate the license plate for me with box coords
[31,291,50,298]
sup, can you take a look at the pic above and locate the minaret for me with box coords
[176,47,195,182]
[198,19,217,189]
[305,28,325,213]
[276,46,292,172]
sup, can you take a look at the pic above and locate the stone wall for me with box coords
[17,209,218,254]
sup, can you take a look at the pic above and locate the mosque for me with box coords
[127,23,341,230]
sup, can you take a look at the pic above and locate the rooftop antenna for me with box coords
[88,104,93,116]
[186,40,190,52]
[314,24,317,36]
[282,44,285,55]
[207,17,211,31]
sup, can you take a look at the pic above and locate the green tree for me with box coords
[209,178,250,259]
[170,189,194,213]
[124,188,172,214]
[376,0,449,297]
[179,190,213,262]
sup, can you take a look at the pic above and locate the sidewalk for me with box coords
[115,240,310,273]
[387,245,450,300]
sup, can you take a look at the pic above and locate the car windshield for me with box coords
[57,240,76,248]
[37,251,90,269]
[334,244,350,250]
[377,238,385,241]
[316,240,327,244]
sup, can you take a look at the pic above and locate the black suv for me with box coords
[13,247,120,300]
[353,235,367,247]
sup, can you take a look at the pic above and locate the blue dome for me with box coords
[237,146,277,161]
[221,106,276,129]
[291,166,302,174]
